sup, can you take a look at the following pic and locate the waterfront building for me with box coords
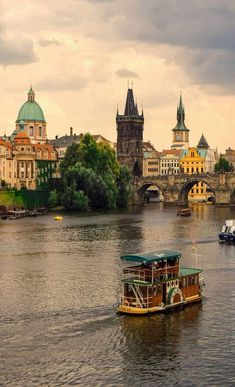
[160,149,181,175]
[171,94,190,150]
[180,147,207,201]
[15,88,47,144]
[143,141,160,177]
[0,132,58,190]
[116,87,144,176]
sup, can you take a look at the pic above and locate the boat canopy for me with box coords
[121,250,181,263]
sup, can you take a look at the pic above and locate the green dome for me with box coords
[16,88,45,122]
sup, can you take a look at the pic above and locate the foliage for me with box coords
[61,185,88,211]
[48,189,58,208]
[214,158,233,173]
[59,133,131,211]
[116,165,131,207]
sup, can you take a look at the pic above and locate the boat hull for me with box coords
[118,295,202,315]
[219,232,235,242]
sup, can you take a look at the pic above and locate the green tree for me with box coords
[60,143,80,175]
[48,189,58,208]
[214,158,233,173]
[61,185,88,211]
[59,133,131,211]
[116,165,131,207]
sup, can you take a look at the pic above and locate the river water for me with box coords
[0,203,234,386]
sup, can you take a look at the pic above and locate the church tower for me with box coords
[171,93,189,150]
[116,87,144,176]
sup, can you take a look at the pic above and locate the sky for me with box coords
[0,0,235,152]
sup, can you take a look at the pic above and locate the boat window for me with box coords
[222,225,226,232]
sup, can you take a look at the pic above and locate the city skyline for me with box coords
[0,1,235,152]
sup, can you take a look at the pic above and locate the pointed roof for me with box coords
[123,88,141,117]
[172,93,190,132]
[197,134,209,149]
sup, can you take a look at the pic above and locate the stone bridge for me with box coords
[132,173,235,205]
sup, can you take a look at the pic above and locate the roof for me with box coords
[172,93,190,132]
[121,250,181,263]
[49,133,83,147]
[180,267,202,276]
[16,89,45,122]
[197,134,209,149]
[14,131,30,139]
[162,149,181,156]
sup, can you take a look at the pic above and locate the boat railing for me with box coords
[123,265,179,282]
[121,295,153,308]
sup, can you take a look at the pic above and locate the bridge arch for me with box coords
[178,177,215,204]
[136,181,165,204]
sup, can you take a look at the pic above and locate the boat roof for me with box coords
[121,250,181,263]
[180,267,202,276]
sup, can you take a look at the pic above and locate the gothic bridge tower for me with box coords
[116,88,144,177]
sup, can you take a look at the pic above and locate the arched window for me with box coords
[39,127,42,137]
[30,126,34,136]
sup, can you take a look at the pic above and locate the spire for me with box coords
[28,86,35,102]
[124,88,140,116]
[173,92,189,132]
[197,133,209,149]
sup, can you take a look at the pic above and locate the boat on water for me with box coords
[54,215,63,221]
[219,219,235,242]
[117,250,204,315]
[176,208,191,217]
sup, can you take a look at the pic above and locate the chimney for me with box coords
[70,127,73,136]
[55,135,58,139]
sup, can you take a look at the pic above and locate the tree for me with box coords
[214,158,233,173]
[48,189,58,208]
[61,185,88,211]
[59,133,131,211]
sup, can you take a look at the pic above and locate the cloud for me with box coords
[0,32,37,66]
[115,68,139,78]
[36,76,87,91]
[38,38,61,47]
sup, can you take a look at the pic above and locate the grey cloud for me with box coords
[0,34,37,66]
[36,77,87,91]
[115,68,139,78]
[38,38,61,47]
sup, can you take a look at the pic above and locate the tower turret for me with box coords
[171,93,190,150]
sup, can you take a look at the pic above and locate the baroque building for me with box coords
[171,94,190,150]
[116,87,144,176]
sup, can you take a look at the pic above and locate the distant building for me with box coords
[49,128,114,160]
[143,141,160,177]
[221,147,235,171]
[0,132,58,190]
[160,149,181,175]
[171,93,190,150]
[197,134,218,173]
[116,87,144,176]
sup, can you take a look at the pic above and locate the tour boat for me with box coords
[54,215,63,221]
[117,250,204,315]
[176,208,191,217]
[219,219,235,242]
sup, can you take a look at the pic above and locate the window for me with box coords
[30,126,33,136]
[39,127,42,137]
[21,171,24,178]
[21,147,24,151]
[21,162,24,168]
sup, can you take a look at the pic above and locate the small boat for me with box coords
[54,215,63,221]
[177,208,191,217]
[219,219,235,242]
[117,250,204,315]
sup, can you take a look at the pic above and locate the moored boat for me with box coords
[219,219,235,242]
[118,250,204,315]
[177,208,191,217]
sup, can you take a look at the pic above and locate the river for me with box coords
[0,203,234,386]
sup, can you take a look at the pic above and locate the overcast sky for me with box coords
[0,0,235,152]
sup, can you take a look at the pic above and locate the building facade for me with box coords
[116,88,144,177]
[160,149,181,175]
[143,141,160,177]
